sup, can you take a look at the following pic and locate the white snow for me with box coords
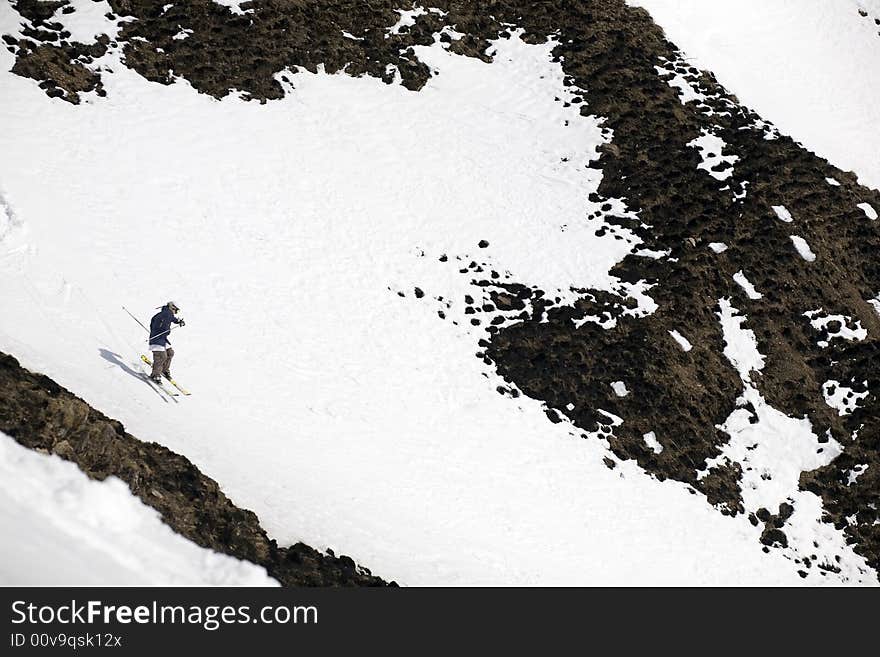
[733,271,763,300]
[668,329,693,352]
[790,235,816,262]
[869,293,880,318]
[643,432,663,454]
[708,242,728,254]
[826,177,840,187]
[688,130,738,181]
[47,0,116,43]
[630,0,880,191]
[709,300,873,582]
[804,310,867,348]
[213,0,250,16]
[610,381,629,398]
[717,299,764,380]
[711,396,842,520]
[0,3,872,586]
[772,205,794,223]
[846,464,868,487]
[388,6,428,35]
[655,63,708,106]
[822,380,869,417]
[0,432,277,586]
[438,25,465,43]
[633,247,670,259]
[858,202,878,220]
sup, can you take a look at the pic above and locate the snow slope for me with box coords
[0,2,874,585]
[0,432,277,586]
[630,0,880,191]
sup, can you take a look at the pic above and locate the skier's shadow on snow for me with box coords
[99,348,143,380]
[100,348,169,403]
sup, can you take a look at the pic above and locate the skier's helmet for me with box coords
[167,301,180,313]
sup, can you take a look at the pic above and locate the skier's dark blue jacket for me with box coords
[149,306,181,347]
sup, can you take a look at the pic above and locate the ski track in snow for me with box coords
[0,2,876,585]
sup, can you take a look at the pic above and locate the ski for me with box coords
[141,354,191,395]
[138,370,179,399]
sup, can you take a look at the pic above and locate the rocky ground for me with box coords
[3,0,879,580]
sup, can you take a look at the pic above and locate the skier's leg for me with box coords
[150,349,166,379]
[163,348,174,378]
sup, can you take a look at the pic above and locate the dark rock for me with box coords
[760,528,789,549]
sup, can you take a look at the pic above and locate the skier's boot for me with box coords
[150,375,162,384]
[163,371,172,380]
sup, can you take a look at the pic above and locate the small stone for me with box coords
[51,440,75,459]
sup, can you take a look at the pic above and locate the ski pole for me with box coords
[123,306,181,343]
[147,326,179,342]
[122,306,149,332]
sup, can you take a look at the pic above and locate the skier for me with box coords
[148,301,185,383]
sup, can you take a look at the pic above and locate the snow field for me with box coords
[0,2,876,585]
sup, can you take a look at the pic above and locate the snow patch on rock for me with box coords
[804,310,867,348]
[706,300,873,582]
[688,129,738,181]
[643,431,663,454]
[717,298,764,379]
[611,381,629,398]
[772,205,794,223]
[822,380,869,417]
[790,235,816,262]
[733,271,763,300]
[669,329,693,352]
[858,202,878,220]
[213,1,251,16]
